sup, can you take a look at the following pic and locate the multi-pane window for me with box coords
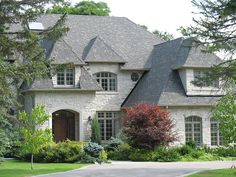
[185,116,202,146]
[211,118,223,146]
[57,68,74,86]
[194,70,219,88]
[95,72,117,91]
[97,112,118,141]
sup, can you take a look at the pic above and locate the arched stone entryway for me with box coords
[52,110,79,142]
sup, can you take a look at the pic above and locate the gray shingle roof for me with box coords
[83,36,126,63]
[21,67,102,91]
[172,38,222,69]
[37,14,163,70]
[20,79,53,90]
[79,67,103,90]
[122,38,223,107]
[42,39,85,65]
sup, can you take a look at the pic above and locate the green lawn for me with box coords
[0,160,87,177]
[189,169,236,177]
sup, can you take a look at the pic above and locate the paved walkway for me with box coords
[35,161,234,177]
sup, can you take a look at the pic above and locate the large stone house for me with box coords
[21,14,224,146]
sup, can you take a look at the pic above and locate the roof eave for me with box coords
[20,88,102,92]
[172,65,217,70]
[85,60,127,64]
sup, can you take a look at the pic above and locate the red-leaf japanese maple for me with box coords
[123,103,177,149]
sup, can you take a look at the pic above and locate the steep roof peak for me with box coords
[83,35,126,63]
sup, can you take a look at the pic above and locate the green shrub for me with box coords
[210,147,236,157]
[189,150,205,159]
[53,141,84,162]
[198,153,221,161]
[105,137,123,151]
[153,146,181,162]
[176,145,193,156]
[186,141,197,149]
[90,116,101,144]
[129,149,154,161]
[84,141,103,158]
[108,143,132,160]
[34,143,56,163]
[19,140,85,163]
[100,150,107,160]
[79,154,97,164]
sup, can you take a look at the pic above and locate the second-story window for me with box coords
[95,72,117,91]
[193,70,219,88]
[57,68,74,86]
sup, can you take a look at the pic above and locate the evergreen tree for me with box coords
[179,0,236,85]
[0,0,67,158]
[91,116,101,144]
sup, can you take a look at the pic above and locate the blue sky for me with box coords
[71,0,197,37]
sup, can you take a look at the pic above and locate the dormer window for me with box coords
[57,68,74,86]
[194,70,219,88]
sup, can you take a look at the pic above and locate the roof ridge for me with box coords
[122,17,165,44]
[43,13,129,19]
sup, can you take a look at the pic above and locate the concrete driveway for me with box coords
[36,161,234,177]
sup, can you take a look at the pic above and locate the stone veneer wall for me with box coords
[168,106,213,146]
[33,63,142,141]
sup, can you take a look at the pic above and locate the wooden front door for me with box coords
[52,110,75,142]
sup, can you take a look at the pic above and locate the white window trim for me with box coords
[185,116,202,146]
[94,72,117,92]
[210,118,223,146]
[56,68,75,87]
[97,111,119,141]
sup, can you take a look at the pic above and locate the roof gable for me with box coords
[37,14,163,70]
[42,39,85,65]
[79,67,103,90]
[83,36,125,63]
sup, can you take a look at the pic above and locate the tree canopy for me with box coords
[153,30,174,41]
[179,0,236,85]
[212,91,236,145]
[47,0,110,16]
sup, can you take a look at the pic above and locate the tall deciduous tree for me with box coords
[212,91,236,145]
[19,105,52,170]
[0,0,67,159]
[47,0,110,16]
[179,0,236,84]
